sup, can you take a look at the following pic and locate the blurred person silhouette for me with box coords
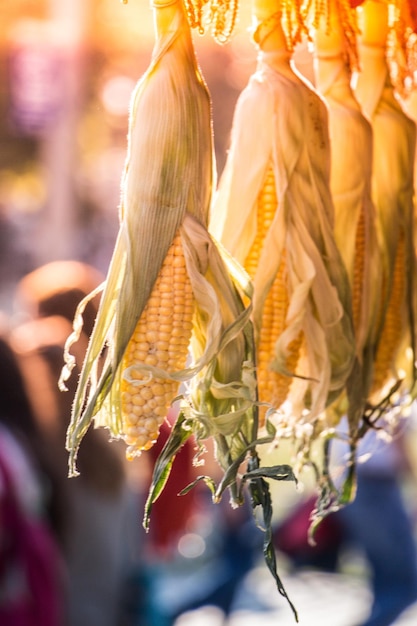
[166,494,260,623]
[12,261,146,626]
[14,261,209,626]
[334,423,417,626]
[121,414,202,626]
[0,324,66,626]
[0,205,34,312]
[275,421,417,626]
[11,313,142,626]
[13,261,261,626]
[14,260,103,336]
[136,425,261,626]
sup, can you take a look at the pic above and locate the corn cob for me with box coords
[403,91,417,256]
[120,233,194,458]
[243,166,276,280]
[312,0,383,432]
[243,166,303,422]
[351,207,366,333]
[354,0,417,404]
[370,232,407,396]
[257,257,304,418]
[396,3,417,256]
[60,0,256,475]
[210,0,355,436]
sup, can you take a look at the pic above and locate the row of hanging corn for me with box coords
[59,0,417,615]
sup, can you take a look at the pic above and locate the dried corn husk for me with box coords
[210,40,355,437]
[312,5,383,439]
[402,89,417,245]
[60,0,257,488]
[353,0,417,409]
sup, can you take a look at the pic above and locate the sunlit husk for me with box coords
[60,2,255,474]
[211,50,355,427]
[184,218,256,467]
[354,39,417,406]
[313,38,384,430]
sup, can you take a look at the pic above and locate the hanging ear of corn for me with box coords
[142,212,299,620]
[182,217,257,461]
[210,1,356,443]
[59,0,257,478]
[240,164,304,423]
[353,0,417,408]
[312,0,383,434]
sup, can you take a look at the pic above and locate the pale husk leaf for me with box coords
[314,51,384,429]
[211,52,355,421]
[64,3,215,472]
[355,43,417,404]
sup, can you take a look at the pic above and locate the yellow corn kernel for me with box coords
[371,231,406,396]
[121,233,194,459]
[257,253,303,421]
[244,165,302,422]
[352,206,366,335]
[244,167,276,280]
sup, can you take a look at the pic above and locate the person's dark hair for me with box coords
[0,331,70,546]
[0,334,39,436]
[15,261,103,336]
[10,315,126,498]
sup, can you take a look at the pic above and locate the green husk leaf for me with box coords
[245,454,299,622]
[143,410,193,530]
[179,475,217,497]
[242,463,296,483]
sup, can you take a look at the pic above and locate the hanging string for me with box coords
[386,0,417,96]
[307,0,361,73]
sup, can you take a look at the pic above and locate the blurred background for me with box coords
[0,0,259,316]
[1,2,417,626]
